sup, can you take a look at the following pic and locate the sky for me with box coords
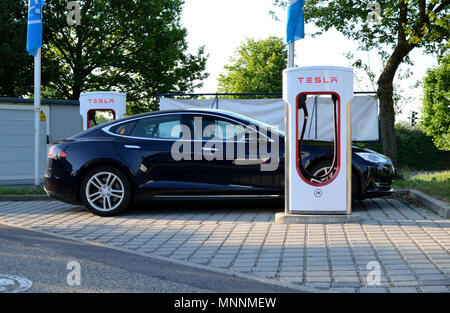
[181,0,439,122]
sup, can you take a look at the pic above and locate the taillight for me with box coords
[48,146,68,159]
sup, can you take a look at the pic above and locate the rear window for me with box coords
[109,121,136,136]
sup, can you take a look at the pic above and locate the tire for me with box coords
[80,166,131,216]
[307,159,359,200]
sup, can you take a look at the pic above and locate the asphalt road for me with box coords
[0,223,298,293]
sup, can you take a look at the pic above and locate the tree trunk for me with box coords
[377,80,397,163]
[376,41,415,164]
[72,87,81,100]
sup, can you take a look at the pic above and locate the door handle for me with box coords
[233,158,269,165]
[124,145,141,149]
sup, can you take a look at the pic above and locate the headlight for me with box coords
[355,152,388,163]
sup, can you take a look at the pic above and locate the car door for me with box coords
[111,113,195,197]
[181,113,278,195]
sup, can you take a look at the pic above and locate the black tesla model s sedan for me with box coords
[44,109,395,216]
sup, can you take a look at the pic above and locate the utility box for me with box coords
[0,97,81,184]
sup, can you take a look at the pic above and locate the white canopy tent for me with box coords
[159,95,379,141]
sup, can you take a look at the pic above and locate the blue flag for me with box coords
[286,0,305,44]
[26,0,45,56]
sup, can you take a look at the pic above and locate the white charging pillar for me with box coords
[283,66,353,214]
[80,91,127,131]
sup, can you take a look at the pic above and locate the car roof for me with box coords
[132,108,240,117]
[111,108,255,124]
[70,108,262,139]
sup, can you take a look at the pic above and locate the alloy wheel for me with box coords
[85,171,125,212]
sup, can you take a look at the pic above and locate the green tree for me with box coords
[44,0,208,113]
[217,37,287,94]
[420,54,450,150]
[272,0,449,163]
[0,1,33,97]
[0,0,208,113]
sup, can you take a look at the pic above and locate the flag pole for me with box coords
[285,0,303,215]
[288,43,294,68]
[34,47,41,187]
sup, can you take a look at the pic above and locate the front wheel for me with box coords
[80,166,131,216]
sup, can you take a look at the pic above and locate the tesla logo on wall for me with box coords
[88,98,115,104]
[297,77,338,84]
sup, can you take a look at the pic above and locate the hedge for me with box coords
[355,123,450,171]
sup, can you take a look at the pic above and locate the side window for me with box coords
[217,119,246,141]
[193,116,246,141]
[131,115,182,139]
[109,121,136,136]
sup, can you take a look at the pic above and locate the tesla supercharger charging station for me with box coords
[80,91,127,131]
[284,66,353,214]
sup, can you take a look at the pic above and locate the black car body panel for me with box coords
[44,109,395,205]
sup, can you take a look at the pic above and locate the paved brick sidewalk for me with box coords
[0,198,448,293]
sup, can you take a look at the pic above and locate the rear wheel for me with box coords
[307,160,359,200]
[80,166,131,216]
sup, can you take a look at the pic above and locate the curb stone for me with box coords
[275,213,361,224]
[394,189,449,218]
[0,195,53,202]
